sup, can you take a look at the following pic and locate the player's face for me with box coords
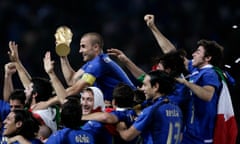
[79,36,96,62]
[81,91,94,115]
[141,75,154,100]
[192,46,208,68]
[9,99,24,111]
[3,112,20,136]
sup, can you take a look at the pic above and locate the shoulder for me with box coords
[201,68,220,81]
[82,120,104,131]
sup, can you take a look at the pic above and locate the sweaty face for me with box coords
[192,46,208,68]
[9,99,24,111]
[141,75,154,100]
[79,36,96,62]
[81,91,94,115]
[3,112,20,137]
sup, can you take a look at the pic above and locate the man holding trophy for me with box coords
[45,26,136,107]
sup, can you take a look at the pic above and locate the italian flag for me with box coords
[213,80,238,144]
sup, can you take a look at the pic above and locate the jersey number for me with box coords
[166,122,181,144]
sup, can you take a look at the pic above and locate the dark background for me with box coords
[0,0,239,142]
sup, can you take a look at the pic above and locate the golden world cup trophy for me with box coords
[54,26,73,56]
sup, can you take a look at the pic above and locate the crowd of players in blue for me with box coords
[0,14,237,144]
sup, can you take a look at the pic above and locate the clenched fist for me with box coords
[144,14,155,28]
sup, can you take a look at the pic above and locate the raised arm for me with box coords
[144,14,176,53]
[3,62,16,101]
[59,56,79,86]
[44,52,89,105]
[44,51,67,104]
[8,41,32,88]
[107,48,145,79]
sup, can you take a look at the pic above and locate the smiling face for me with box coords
[3,112,22,137]
[80,90,94,115]
[79,36,97,62]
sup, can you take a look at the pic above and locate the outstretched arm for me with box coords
[3,62,16,101]
[116,122,141,141]
[144,14,176,53]
[8,41,32,88]
[107,48,145,79]
[82,112,119,124]
[175,77,215,101]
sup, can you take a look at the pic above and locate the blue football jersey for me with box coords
[182,61,221,143]
[46,128,94,144]
[134,97,183,144]
[81,53,136,101]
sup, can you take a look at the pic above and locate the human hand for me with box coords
[175,74,187,84]
[4,62,16,77]
[43,51,55,74]
[144,14,155,28]
[8,41,20,62]
[107,48,128,63]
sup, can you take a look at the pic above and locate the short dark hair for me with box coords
[82,32,104,49]
[31,77,53,102]
[197,39,224,67]
[61,97,82,129]
[112,83,134,108]
[13,110,40,139]
[133,89,145,105]
[65,95,81,103]
[9,89,26,105]
[159,50,188,77]
[148,70,175,95]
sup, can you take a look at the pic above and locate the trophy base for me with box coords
[55,43,70,56]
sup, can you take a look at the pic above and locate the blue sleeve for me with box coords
[81,57,104,78]
[110,111,124,121]
[111,110,137,127]
[81,120,103,136]
[201,70,221,89]
[45,132,62,144]
[133,107,153,132]
[0,100,10,122]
